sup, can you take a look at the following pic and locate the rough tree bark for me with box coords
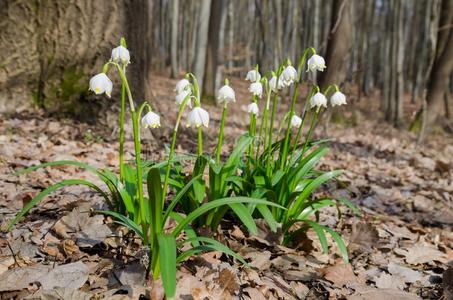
[202,0,223,105]
[319,0,352,90]
[0,0,152,118]
[411,0,453,131]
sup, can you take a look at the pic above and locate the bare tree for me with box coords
[192,0,211,91]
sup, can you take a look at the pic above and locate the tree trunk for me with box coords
[170,0,179,78]
[0,0,152,119]
[202,0,223,105]
[319,0,352,91]
[192,0,212,92]
[411,0,453,131]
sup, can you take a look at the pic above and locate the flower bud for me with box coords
[269,76,283,92]
[330,91,347,107]
[175,79,191,94]
[245,70,261,82]
[89,73,113,97]
[249,82,263,98]
[217,85,236,104]
[141,111,161,128]
[247,103,259,115]
[310,92,328,109]
[290,115,302,128]
[307,54,326,72]
[187,107,210,128]
[175,90,192,108]
[111,45,130,65]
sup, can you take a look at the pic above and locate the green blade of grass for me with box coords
[158,234,177,300]
[229,203,257,235]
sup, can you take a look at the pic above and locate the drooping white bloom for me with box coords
[310,92,328,109]
[175,90,192,107]
[217,85,236,104]
[89,73,113,97]
[330,91,347,107]
[269,76,284,92]
[141,111,161,128]
[247,103,259,115]
[307,54,326,72]
[187,107,210,128]
[245,70,261,82]
[249,82,263,98]
[280,65,298,87]
[175,79,191,94]
[290,115,302,128]
[111,45,130,65]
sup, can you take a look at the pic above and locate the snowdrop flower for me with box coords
[307,54,326,72]
[141,111,161,128]
[330,91,347,107]
[247,103,259,115]
[269,76,284,92]
[111,45,130,65]
[290,115,302,128]
[217,85,236,104]
[310,92,328,109]
[89,73,113,97]
[280,65,298,87]
[175,90,192,107]
[175,79,191,94]
[187,107,210,128]
[249,82,263,98]
[245,70,261,82]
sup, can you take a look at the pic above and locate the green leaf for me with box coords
[8,179,110,231]
[147,167,163,231]
[158,234,177,299]
[162,174,202,224]
[305,220,329,254]
[178,237,248,265]
[168,212,200,247]
[172,197,285,237]
[256,204,278,232]
[323,226,349,263]
[336,197,361,216]
[98,210,143,238]
[271,170,285,186]
[288,170,342,218]
[13,160,98,176]
[228,203,257,235]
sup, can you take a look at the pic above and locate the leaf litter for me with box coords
[0,74,452,299]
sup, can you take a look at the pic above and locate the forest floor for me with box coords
[0,74,452,299]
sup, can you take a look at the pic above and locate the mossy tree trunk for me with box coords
[0,0,152,119]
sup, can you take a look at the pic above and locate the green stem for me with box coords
[119,67,126,182]
[216,103,228,163]
[266,91,279,176]
[162,102,187,205]
[198,127,203,156]
[279,83,300,169]
[256,90,271,160]
[301,109,320,155]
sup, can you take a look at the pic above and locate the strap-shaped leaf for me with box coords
[147,167,163,232]
[229,203,257,235]
[158,234,177,299]
[8,179,110,231]
[99,210,144,239]
[256,204,278,232]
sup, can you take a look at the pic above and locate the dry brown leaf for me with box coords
[349,221,379,253]
[349,288,421,300]
[373,272,406,290]
[396,244,447,265]
[319,262,365,288]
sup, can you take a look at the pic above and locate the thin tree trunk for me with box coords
[170,0,179,78]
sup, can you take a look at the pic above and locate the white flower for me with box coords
[89,73,113,97]
[290,115,302,128]
[247,103,259,115]
[217,85,236,104]
[141,111,161,128]
[249,82,263,98]
[175,90,192,108]
[111,45,130,65]
[187,107,210,128]
[310,92,328,109]
[307,54,326,72]
[330,91,347,107]
[280,65,298,87]
[245,70,261,82]
[269,76,283,92]
[175,79,191,94]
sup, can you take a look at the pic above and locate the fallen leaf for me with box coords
[387,262,426,284]
[319,262,365,288]
[396,244,447,265]
[349,288,421,300]
[373,272,406,290]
